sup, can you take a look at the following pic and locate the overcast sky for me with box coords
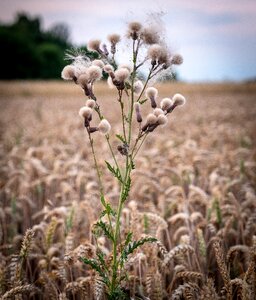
[1,0,256,82]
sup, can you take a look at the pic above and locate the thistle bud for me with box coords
[172,94,186,107]
[134,102,142,123]
[157,114,168,126]
[79,107,93,127]
[114,68,130,82]
[92,59,105,69]
[98,119,111,135]
[134,80,144,95]
[87,39,101,52]
[145,87,158,108]
[61,65,76,82]
[86,99,96,109]
[87,66,102,82]
[160,98,173,112]
[153,108,164,117]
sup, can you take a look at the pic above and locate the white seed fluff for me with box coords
[87,39,101,52]
[86,99,96,109]
[87,66,102,81]
[160,98,173,111]
[104,64,114,73]
[173,94,186,106]
[157,114,168,126]
[146,113,157,125]
[171,54,183,65]
[92,59,105,69]
[145,87,158,99]
[114,68,130,82]
[61,65,75,80]
[134,80,144,95]
[153,108,164,117]
[77,74,89,88]
[98,119,111,135]
[79,107,93,119]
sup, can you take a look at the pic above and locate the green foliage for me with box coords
[105,161,123,182]
[120,236,157,266]
[94,220,114,241]
[0,13,79,79]
[121,177,131,203]
[116,134,126,144]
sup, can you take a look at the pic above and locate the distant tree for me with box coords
[0,13,71,79]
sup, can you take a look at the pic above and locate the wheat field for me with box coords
[0,81,256,299]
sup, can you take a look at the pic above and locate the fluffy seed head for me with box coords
[87,66,102,81]
[171,54,183,65]
[157,114,168,126]
[114,68,130,82]
[86,99,96,109]
[98,119,111,135]
[77,74,89,88]
[146,113,157,125]
[153,108,164,117]
[107,33,121,45]
[107,76,115,89]
[61,65,76,80]
[104,64,114,73]
[92,59,105,69]
[145,87,158,100]
[142,27,160,45]
[173,93,186,106]
[118,64,132,73]
[128,21,142,33]
[79,106,93,119]
[134,80,144,95]
[148,44,163,61]
[87,39,101,52]
[160,98,173,111]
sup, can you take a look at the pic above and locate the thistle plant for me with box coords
[61,20,185,299]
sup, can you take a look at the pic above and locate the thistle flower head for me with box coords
[134,80,144,95]
[87,39,101,52]
[86,99,96,109]
[79,106,93,119]
[107,33,121,45]
[173,93,186,106]
[160,97,173,111]
[98,119,111,135]
[145,86,158,108]
[146,113,157,125]
[118,64,133,73]
[61,65,76,80]
[142,26,160,45]
[87,66,102,81]
[77,73,89,88]
[104,64,114,73]
[114,68,130,82]
[128,21,142,39]
[171,54,183,65]
[148,44,163,61]
[153,108,164,117]
[157,114,168,126]
[92,59,105,69]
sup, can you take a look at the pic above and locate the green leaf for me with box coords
[105,161,123,182]
[121,177,131,203]
[116,134,126,143]
[120,236,157,265]
[138,98,148,105]
[80,257,107,282]
[130,159,135,170]
[94,220,114,242]
[65,207,75,233]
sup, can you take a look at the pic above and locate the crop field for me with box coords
[0,81,256,299]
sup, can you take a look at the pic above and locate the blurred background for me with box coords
[1,0,256,82]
